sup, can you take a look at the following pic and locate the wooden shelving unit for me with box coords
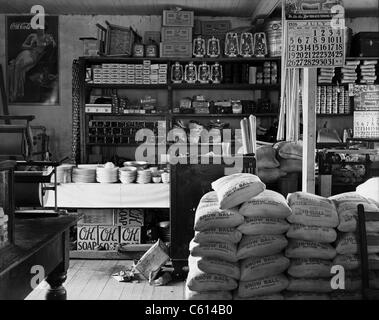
[78,56,282,164]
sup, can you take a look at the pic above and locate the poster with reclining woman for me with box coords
[7,15,59,105]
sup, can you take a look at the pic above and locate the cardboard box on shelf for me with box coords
[161,27,193,42]
[77,225,98,251]
[97,225,119,251]
[163,10,194,27]
[120,226,141,244]
[160,42,192,58]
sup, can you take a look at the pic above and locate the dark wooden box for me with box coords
[351,32,379,57]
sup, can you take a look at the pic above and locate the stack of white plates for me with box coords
[119,166,137,184]
[96,166,119,183]
[72,166,97,183]
[136,169,152,184]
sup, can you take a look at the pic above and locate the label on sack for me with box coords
[238,217,290,235]
[333,254,360,270]
[285,239,336,259]
[238,274,289,298]
[194,228,242,244]
[237,235,288,260]
[286,224,337,243]
[240,255,290,281]
[288,258,333,278]
[189,255,240,280]
[190,240,238,262]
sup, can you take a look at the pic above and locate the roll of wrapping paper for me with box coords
[249,115,257,154]
[240,118,251,154]
[14,183,43,207]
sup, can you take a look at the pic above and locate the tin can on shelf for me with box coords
[265,20,282,57]
[133,44,145,57]
[145,44,158,57]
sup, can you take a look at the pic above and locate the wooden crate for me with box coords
[98,225,119,251]
[201,20,231,36]
[105,21,142,56]
[161,27,192,43]
[160,42,192,58]
[120,226,141,244]
[77,224,98,251]
[114,208,144,227]
[163,10,194,27]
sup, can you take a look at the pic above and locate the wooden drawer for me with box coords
[163,10,194,27]
[160,42,192,58]
[161,27,192,42]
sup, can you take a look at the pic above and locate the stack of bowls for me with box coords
[123,161,148,170]
[119,166,137,184]
[72,165,97,183]
[136,169,152,184]
[96,165,119,183]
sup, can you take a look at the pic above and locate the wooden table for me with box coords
[0,215,78,300]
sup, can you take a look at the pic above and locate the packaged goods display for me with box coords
[86,62,168,85]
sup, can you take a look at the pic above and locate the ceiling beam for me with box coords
[251,0,281,24]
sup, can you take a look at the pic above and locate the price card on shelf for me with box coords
[286,20,345,68]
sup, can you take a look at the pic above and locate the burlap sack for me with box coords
[287,258,333,278]
[274,141,303,160]
[285,240,336,260]
[238,217,290,236]
[287,192,338,228]
[194,228,242,244]
[257,168,287,184]
[186,260,238,292]
[336,232,379,255]
[286,224,337,243]
[285,292,330,300]
[287,277,333,293]
[256,145,280,169]
[211,173,266,209]
[185,287,232,300]
[233,293,284,300]
[188,255,240,280]
[240,254,290,281]
[190,240,238,263]
[194,192,244,232]
[333,254,360,271]
[330,291,363,300]
[238,274,289,298]
[237,235,288,260]
[239,190,291,219]
[279,159,302,173]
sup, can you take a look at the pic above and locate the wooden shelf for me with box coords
[85,112,168,117]
[170,83,280,90]
[80,56,281,64]
[317,113,353,117]
[171,113,278,118]
[86,83,168,89]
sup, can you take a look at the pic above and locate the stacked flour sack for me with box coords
[235,190,291,300]
[255,145,286,185]
[186,173,267,300]
[329,192,379,300]
[285,192,339,300]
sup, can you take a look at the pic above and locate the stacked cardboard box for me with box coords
[90,62,167,84]
[76,209,144,251]
[160,10,194,58]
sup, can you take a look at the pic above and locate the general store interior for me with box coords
[0,0,379,301]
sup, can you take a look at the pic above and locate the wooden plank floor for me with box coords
[25,260,186,300]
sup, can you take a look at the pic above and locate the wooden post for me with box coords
[302,68,317,194]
